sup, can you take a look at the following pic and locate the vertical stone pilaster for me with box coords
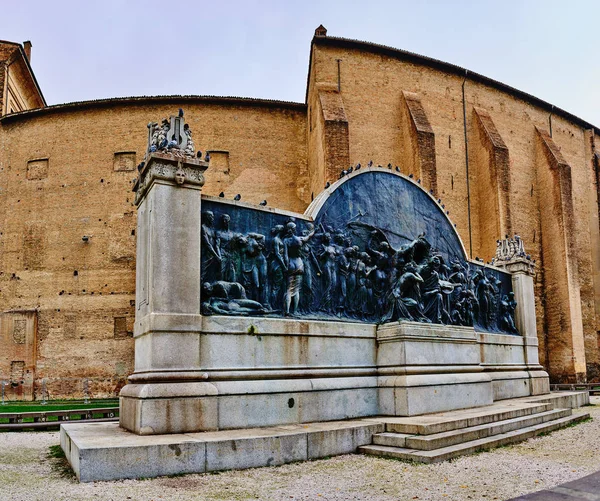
[120,153,217,435]
[496,257,549,394]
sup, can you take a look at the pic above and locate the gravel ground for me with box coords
[1,398,599,501]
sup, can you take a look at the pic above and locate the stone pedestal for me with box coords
[494,257,550,396]
[119,153,210,434]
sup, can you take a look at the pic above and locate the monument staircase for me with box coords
[359,393,590,463]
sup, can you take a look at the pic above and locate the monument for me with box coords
[60,112,585,482]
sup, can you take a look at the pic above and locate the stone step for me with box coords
[373,408,570,449]
[359,412,589,463]
[407,408,572,450]
[384,402,553,435]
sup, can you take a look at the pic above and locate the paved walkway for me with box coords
[510,470,600,500]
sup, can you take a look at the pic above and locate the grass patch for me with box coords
[47,445,75,479]
[566,416,592,427]
[0,399,118,414]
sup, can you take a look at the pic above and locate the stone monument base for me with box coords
[62,392,588,482]
[118,317,549,435]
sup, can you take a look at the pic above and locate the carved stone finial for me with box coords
[146,110,195,160]
[492,234,535,275]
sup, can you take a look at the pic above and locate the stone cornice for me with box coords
[133,153,208,205]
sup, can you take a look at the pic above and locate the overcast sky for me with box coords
[3,0,599,125]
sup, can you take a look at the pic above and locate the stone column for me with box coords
[497,257,549,395]
[119,152,218,435]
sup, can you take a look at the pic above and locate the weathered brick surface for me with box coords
[469,106,511,261]
[400,91,437,194]
[1,33,600,396]
[0,101,307,398]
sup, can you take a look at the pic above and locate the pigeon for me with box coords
[355,163,361,170]
[339,170,347,178]
[197,150,203,158]
[377,164,382,169]
[205,152,211,162]
[178,108,184,117]
[437,199,442,203]
[395,166,400,172]
[367,160,373,168]
[417,179,421,184]
[325,182,331,188]
[441,204,445,209]
[429,189,434,194]
[446,210,450,215]
[387,163,392,169]
[234,194,241,201]
[219,192,225,198]
[409,173,414,178]
[347,166,353,174]
[259,200,267,206]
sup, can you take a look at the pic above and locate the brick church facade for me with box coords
[1,27,599,399]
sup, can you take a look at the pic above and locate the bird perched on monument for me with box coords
[178,108,184,117]
[325,182,331,188]
[339,170,347,178]
[387,163,392,169]
[395,166,400,172]
[205,152,211,162]
[355,163,361,170]
[197,150,203,158]
[347,166,353,174]
[367,160,373,168]
[234,194,241,201]
[219,192,225,198]
[409,173,414,178]
[259,200,267,206]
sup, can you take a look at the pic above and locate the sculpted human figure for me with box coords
[473,269,497,329]
[384,261,428,322]
[368,239,394,297]
[201,211,221,284]
[346,245,360,313]
[269,225,287,308]
[299,227,320,313]
[283,222,315,316]
[500,292,518,333]
[356,252,377,318]
[216,214,239,283]
[239,233,265,302]
[419,254,451,324]
[201,281,268,316]
[318,232,339,312]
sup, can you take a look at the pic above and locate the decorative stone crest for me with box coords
[492,234,535,275]
[132,110,208,205]
[146,109,195,159]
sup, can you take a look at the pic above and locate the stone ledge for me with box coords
[61,419,384,482]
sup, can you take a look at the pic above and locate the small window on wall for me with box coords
[113,152,136,172]
[26,158,49,180]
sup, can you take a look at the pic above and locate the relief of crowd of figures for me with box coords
[200,210,519,334]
